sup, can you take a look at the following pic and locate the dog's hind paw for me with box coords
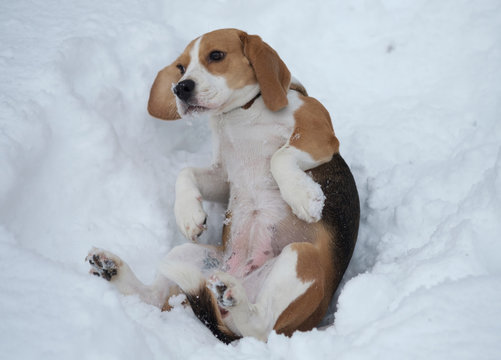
[86,248,122,281]
[207,272,246,309]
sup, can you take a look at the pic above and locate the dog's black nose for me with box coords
[174,79,195,102]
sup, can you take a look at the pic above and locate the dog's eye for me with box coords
[208,51,225,62]
[176,64,185,74]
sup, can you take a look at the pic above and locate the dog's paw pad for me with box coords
[207,273,242,308]
[86,248,121,281]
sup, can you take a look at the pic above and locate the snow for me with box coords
[1,0,501,359]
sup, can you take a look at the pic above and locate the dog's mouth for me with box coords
[178,100,210,116]
[186,105,209,114]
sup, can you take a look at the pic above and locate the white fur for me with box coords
[158,261,204,293]
[174,168,207,240]
[174,165,229,240]
[271,145,326,222]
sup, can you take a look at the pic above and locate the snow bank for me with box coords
[1,0,500,359]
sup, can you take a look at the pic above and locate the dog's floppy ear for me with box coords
[148,63,182,120]
[241,34,291,112]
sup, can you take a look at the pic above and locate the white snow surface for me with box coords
[1,0,501,359]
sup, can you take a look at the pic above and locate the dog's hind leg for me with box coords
[87,243,224,309]
[86,247,173,309]
[207,236,332,341]
[157,243,241,343]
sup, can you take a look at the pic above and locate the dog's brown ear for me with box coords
[241,34,291,112]
[148,63,182,120]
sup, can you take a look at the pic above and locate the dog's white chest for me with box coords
[213,98,295,195]
[213,96,299,183]
[210,96,301,277]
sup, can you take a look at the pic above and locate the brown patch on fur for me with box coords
[294,224,334,284]
[290,95,340,162]
[147,39,196,120]
[240,33,291,112]
[273,224,335,335]
[198,29,257,90]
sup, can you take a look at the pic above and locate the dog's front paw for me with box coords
[281,177,325,223]
[207,272,246,309]
[86,248,122,281]
[174,196,207,241]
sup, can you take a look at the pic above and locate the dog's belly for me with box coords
[222,183,316,278]
[222,184,283,274]
[221,151,290,277]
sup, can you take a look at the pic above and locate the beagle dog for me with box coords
[87,29,359,343]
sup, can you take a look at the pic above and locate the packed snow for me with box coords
[1,0,501,359]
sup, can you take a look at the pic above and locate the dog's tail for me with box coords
[159,262,240,344]
[290,76,308,96]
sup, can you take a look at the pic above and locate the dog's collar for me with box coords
[241,85,305,111]
[241,93,261,110]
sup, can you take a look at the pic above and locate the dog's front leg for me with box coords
[175,164,229,241]
[271,145,328,223]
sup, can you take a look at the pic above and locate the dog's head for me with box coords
[148,29,291,120]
